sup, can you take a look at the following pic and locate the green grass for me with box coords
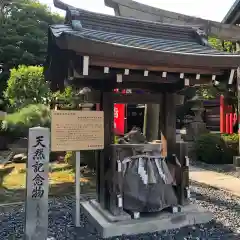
[0,162,96,204]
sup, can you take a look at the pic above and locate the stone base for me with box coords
[89,199,131,222]
[81,200,213,239]
[233,156,240,168]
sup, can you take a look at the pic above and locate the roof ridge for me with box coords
[53,0,201,32]
[71,8,200,32]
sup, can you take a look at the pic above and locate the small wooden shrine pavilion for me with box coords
[46,0,240,234]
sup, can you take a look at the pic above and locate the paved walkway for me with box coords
[189,166,240,197]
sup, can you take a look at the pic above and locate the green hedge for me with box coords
[221,134,238,156]
[194,133,238,164]
[1,104,50,138]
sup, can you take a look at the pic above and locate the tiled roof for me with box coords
[48,6,240,70]
[51,23,227,55]
[222,0,240,23]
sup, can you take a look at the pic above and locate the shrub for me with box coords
[221,133,238,156]
[64,151,73,165]
[64,151,96,170]
[2,104,50,138]
[194,133,234,164]
[4,65,51,110]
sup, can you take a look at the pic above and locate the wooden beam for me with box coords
[73,67,180,84]
[113,93,161,104]
[189,77,212,86]
[70,78,178,92]
[89,57,223,75]
[74,66,216,85]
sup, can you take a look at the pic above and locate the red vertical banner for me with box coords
[114,104,125,135]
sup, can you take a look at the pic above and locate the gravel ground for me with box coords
[0,183,240,240]
[190,160,240,179]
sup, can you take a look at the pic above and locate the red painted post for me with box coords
[226,114,230,134]
[229,113,233,134]
[233,113,237,125]
[220,95,225,133]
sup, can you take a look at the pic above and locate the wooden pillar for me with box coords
[143,104,160,141]
[98,90,121,215]
[160,93,176,157]
[176,142,189,205]
[159,93,186,205]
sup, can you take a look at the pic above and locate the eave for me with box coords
[55,32,240,70]
[222,0,240,24]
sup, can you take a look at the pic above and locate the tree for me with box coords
[208,38,237,112]
[175,38,235,128]
[0,0,63,96]
[4,65,51,109]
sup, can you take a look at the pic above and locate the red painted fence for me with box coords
[220,95,237,134]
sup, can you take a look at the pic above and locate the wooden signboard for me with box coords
[51,110,104,152]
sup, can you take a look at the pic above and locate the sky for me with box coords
[40,0,235,22]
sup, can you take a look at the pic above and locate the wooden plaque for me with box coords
[51,110,104,151]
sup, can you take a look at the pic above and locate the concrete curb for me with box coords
[190,179,240,198]
[189,166,240,198]
[0,201,24,208]
[0,193,96,208]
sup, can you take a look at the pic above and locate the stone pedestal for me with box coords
[81,200,212,238]
[233,156,240,168]
[183,97,208,143]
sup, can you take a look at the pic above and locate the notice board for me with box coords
[51,110,104,151]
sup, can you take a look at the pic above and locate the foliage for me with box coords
[0,98,8,111]
[64,151,73,165]
[0,0,62,68]
[4,65,51,110]
[208,38,233,52]
[51,86,79,110]
[194,133,237,164]
[64,151,96,170]
[0,0,63,97]
[176,37,237,127]
[221,133,239,156]
[2,104,50,138]
[201,38,235,102]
